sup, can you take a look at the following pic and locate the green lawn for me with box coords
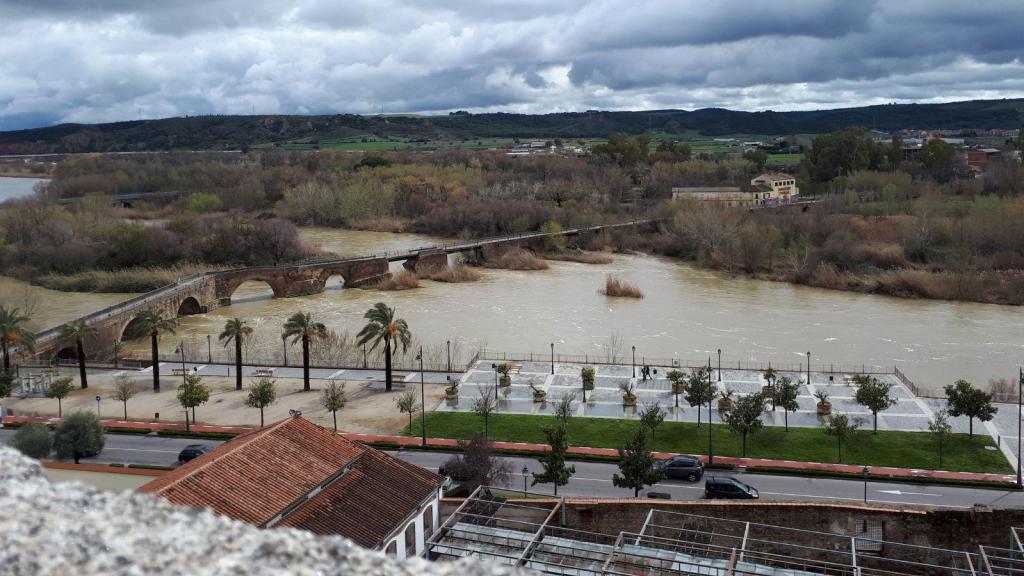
[406,412,1011,474]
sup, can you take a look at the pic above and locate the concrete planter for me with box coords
[816,401,832,416]
[718,398,733,412]
[499,375,512,387]
[532,390,547,402]
[622,394,637,407]
[582,379,595,391]
[444,388,459,401]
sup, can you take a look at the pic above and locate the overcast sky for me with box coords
[1,0,1023,131]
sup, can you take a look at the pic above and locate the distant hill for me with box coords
[1,98,1022,154]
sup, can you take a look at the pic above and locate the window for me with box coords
[423,506,434,537]
[385,541,398,556]
[404,522,416,551]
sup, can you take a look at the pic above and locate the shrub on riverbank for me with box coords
[422,264,482,283]
[373,270,420,290]
[408,412,1011,474]
[601,275,644,298]
[480,247,549,271]
[35,265,214,293]
[544,250,614,265]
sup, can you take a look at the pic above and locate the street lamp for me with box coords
[550,342,555,375]
[632,345,636,378]
[1017,368,1022,489]
[521,466,529,496]
[417,347,426,446]
[491,363,499,407]
[446,340,452,374]
[95,395,101,418]
[717,348,722,382]
[806,351,811,386]
[707,357,714,465]
[862,466,869,504]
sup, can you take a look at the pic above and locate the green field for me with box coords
[405,412,1011,474]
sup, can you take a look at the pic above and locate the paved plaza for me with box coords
[447,358,1020,463]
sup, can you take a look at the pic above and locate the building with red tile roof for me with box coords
[139,415,443,559]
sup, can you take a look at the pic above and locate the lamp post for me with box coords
[717,348,722,382]
[1017,368,1022,489]
[806,351,811,386]
[446,340,452,374]
[550,342,555,375]
[862,466,869,504]
[207,334,212,364]
[281,335,288,366]
[95,395,101,418]
[178,343,187,386]
[491,363,499,406]
[632,345,636,378]
[522,466,529,496]
[417,346,426,446]
[707,357,714,465]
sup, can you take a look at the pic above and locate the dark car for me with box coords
[654,455,705,482]
[704,476,759,499]
[177,444,212,464]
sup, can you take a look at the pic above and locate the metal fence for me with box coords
[475,348,893,375]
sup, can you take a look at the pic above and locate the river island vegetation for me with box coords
[1,125,1023,304]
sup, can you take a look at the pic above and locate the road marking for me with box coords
[102,447,179,454]
[876,489,941,497]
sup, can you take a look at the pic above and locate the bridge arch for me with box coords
[223,278,285,302]
[120,316,152,342]
[176,296,204,317]
[55,346,78,361]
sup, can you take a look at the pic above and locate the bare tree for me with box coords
[603,332,624,364]
[112,375,140,420]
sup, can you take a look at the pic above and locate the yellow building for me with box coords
[750,173,799,200]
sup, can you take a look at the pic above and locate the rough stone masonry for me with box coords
[0,447,523,576]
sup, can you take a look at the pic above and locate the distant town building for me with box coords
[967,148,1002,168]
[139,416,443,560]
[750,172,799,200]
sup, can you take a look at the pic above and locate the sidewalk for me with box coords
[8,415,1017,486]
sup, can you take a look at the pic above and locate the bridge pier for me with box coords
[402,250,448,274]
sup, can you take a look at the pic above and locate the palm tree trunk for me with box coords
[151,331,160,393]
[2,340,9,372]
[302,334,310,391]
[77,337,88,389]
[384,337,393,392]
[235,336,243,391]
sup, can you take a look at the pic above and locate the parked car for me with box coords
[704,476,759,499]
[178,444,212,464]
[654,455,705,482]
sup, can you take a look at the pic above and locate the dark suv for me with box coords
[654,455,705,482]
[704,476,759,499]
[177,444,212,464]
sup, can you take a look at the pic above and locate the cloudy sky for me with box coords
[1,0,1023,131]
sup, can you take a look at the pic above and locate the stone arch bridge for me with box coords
[26,220,657,362]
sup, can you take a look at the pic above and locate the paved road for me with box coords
[4,430,1020,509]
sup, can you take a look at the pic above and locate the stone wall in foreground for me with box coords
[0,448,522,576]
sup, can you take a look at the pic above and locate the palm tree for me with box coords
[0,305,35,373]
[61,320,96,389]
[218,318,252,391]
[283,312,326,391]
[356,303,412,392]
[125,310,178,393]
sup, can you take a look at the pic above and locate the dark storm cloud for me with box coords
[0,0,1022,130]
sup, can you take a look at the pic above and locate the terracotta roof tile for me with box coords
[277,448,442,548]
[139,418,365,526]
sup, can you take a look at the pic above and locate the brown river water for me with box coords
[4,227,1023,394]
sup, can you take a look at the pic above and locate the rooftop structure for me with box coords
[139,415,443,558]
[427,486,1024,575]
